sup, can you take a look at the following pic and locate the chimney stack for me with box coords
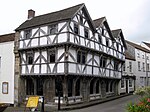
[28,9,35,19]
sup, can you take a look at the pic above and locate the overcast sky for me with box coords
[1,0,150,43]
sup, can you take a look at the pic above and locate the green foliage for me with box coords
[127,87,150,112]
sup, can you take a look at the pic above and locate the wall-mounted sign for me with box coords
[2,82,8,94]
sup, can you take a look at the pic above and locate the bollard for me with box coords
[58,92,61,110]
[41,96,44,112]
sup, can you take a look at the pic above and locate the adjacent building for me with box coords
[14,3,126,106]
[0,33,15,104]
[126,40,150,88]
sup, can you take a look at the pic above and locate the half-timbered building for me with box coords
[14,4,126,105]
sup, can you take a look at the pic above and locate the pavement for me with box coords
[3,94,131,112]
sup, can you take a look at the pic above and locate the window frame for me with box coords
[48,50,56,63]
[74,23,79,35]
[26,52,34,65]
[77,51,86,64]
[48,24,58,35]
[24,29,32,39]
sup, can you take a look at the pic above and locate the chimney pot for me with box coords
[28,9,35,19]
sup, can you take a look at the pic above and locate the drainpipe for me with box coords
[145,52,148,86]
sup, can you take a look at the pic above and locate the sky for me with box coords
[0,0,150,43]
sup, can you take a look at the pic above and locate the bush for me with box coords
[127,87,150,112]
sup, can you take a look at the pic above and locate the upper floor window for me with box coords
[80,16,83,25]
[27,52,34,64]
[98,35,102,44]
[138,61,140,71]
[84,28,89,38]
[142,55,145,59]
[48,50,55,63]
[116,43,119,51]
[24,30,32,39]
[48,24,58,35]
[143,62,145,72]
[74,23,79,35]
[147,64,149,71]
[100,56,107,68]
[122,63,125,71]
[77,51,86,64]
[106,39,109,47]
[147,56,149,60]
[114,61,119,71]
[129,62,132,72]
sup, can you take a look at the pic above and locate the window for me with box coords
[147,64,149,71]
[102,28,104,36]
[74,23,79,35]
[147,56,149,60]
[24,30,32,39]
[84,28,89,38]
[48,50,55,63]
[106,39,109,47]
[121,79,125,88]
[138,61,140,71]
[123,63,125,71]
[129,79,132,87]
[48,24,58,35]
[100,56,107,68]
[77,51,86,64]
[80,16,83,25]
[129,62,132,72]
[98,35,102,44]
[27,52,34,64]
[143,62,145,72]
[114,61,119,71]
[116,43,119,51]
[2,82,8,94]
[142,55,144,59]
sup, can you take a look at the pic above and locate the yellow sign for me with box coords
[26,96,39,108]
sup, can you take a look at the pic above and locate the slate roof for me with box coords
[93,17,105,28]
[111,29,121,38]
[125,51,135,61]
[143,42,150,48]
[112,29,127,49]
[16,3,84,31]
[126,40,150,53]
[0,33,15,43]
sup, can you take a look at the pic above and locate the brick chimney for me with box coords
[28,9,35,19]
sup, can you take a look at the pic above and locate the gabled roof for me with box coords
[126,40,150,53]
[93,17,105,28]
[112,29,127,49]
[93,17,115,41]
[0,33,15,43]
[16,3,95,32]
[125,51,135,61]
[143,42,150,48]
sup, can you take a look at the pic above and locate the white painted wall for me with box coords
[0,41,14,104]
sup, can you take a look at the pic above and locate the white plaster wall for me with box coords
[0,41,14,104]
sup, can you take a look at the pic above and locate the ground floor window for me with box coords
[75,79,80,96]
[96,80,100,94]
[26,78,34,95]
[68,78,73,97]
[106,81,109,92]
[90,80,94,94]
[121,79,125,88]
[129,79,133,87]
[55,78,63,97]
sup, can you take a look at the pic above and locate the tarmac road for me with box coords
[64,95,139,112]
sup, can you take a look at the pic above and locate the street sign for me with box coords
[26,96,39,108]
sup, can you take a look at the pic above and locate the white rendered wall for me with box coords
[0,41,14,104]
